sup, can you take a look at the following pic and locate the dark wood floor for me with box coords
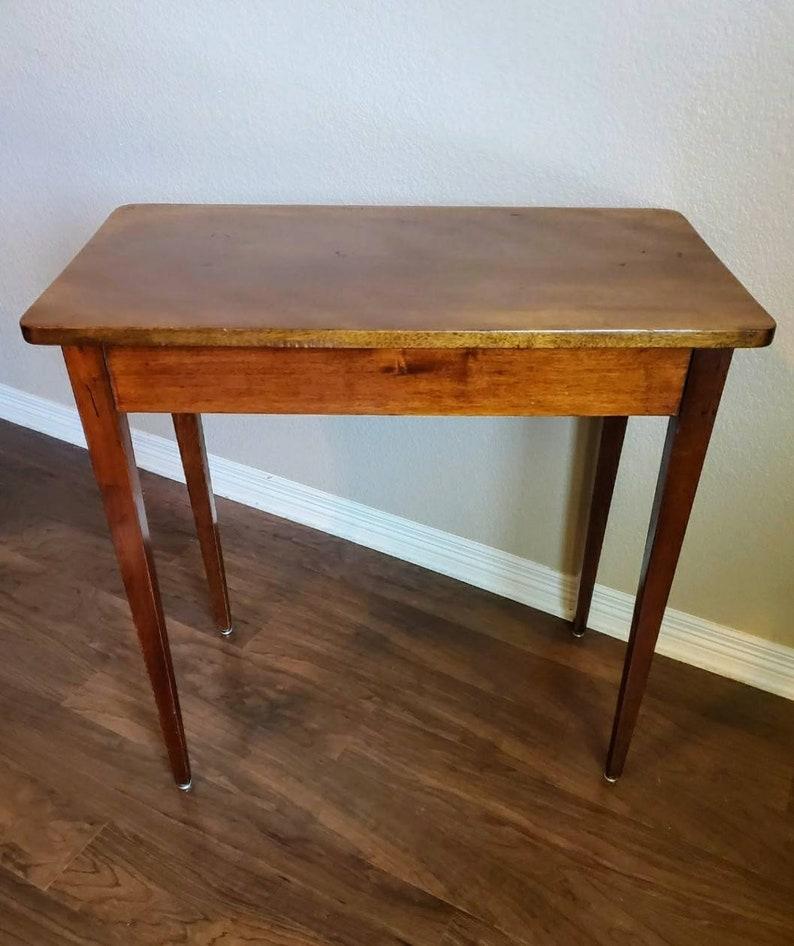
[0,417,792,945]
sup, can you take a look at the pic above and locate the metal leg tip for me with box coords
[571,626,586,638]
[220,625,234,637]
[603,771,619,784]
[177,778,193,792]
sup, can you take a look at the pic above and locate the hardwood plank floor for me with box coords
[0,416,792,945]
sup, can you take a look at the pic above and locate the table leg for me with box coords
[63,346,192,789]
[605,349,732,781]
[572,417,628,637]
[172,414,232,636]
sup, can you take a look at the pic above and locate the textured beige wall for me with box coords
[1,2,792,644]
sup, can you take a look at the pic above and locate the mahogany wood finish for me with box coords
[573,416,629,637]
[19,204,777,790]
[606,349,733,780]
[1,420,793,945]
[62,346,191,788]
[108,346,690,417]
[172,413,232,636]
[21,205,775,350]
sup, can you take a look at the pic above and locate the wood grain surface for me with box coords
[1,418,793,944]
[20,204,775,349]
[107,345,691,416]
[606,349,733,779]
[63,346,191,787]
[572,416,628,637]
[172,413,232,635]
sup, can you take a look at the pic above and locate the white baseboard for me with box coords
[1,380,792,700]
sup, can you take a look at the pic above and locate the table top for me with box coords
[21,204,775,350]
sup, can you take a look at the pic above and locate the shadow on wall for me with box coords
[292,411,609,583]
[662,337,794,641]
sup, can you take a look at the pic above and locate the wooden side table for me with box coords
[20,205,775,789]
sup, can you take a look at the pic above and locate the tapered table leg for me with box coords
[572,416,628,637]
[605,349,733,781]
[172,413,232,636]
[63,346,191,789]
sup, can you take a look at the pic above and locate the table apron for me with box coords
[105,346,691,416]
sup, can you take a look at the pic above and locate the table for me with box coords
[20,204,775,789]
